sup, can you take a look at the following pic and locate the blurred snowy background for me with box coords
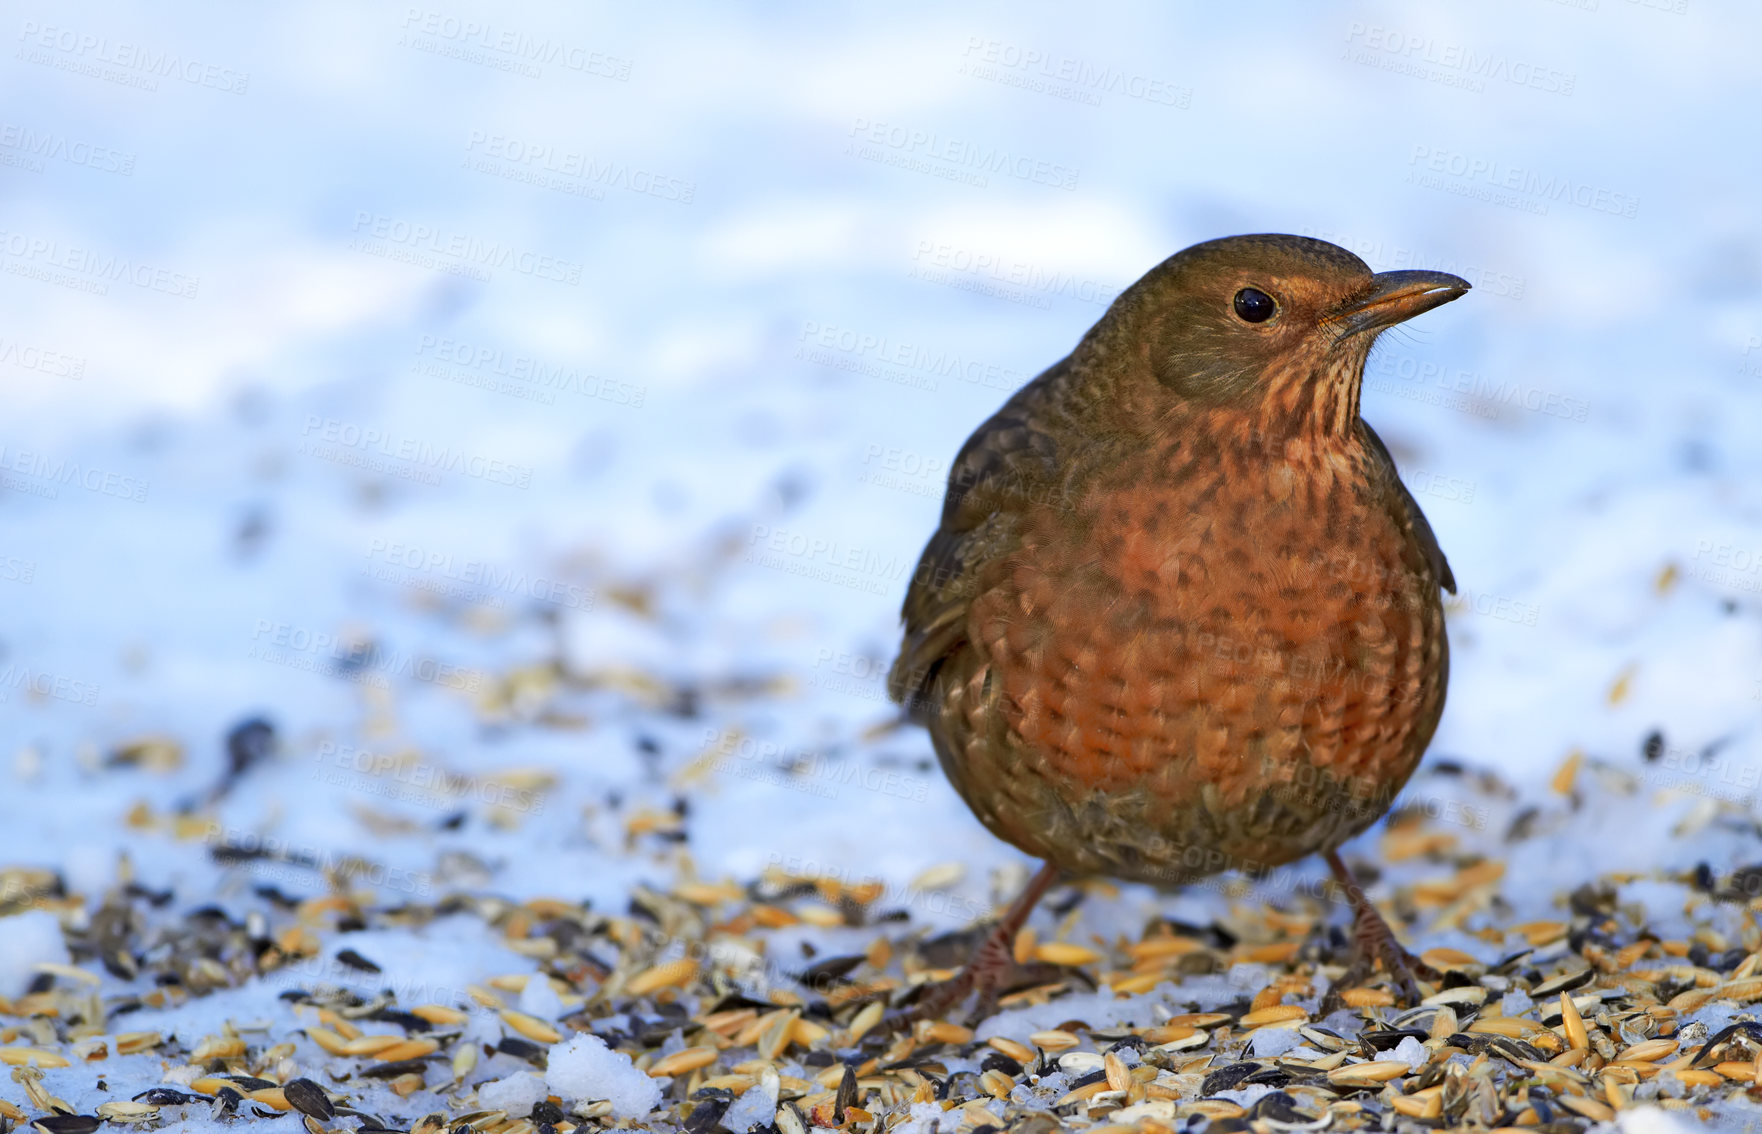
[1,0,1760,930]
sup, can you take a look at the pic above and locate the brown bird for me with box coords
[888,234,1468,1021]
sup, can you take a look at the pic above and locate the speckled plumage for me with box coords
[890,234,1466,890]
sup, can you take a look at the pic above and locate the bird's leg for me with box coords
[886,862,1061,1030]
[1321,848,1436,1006]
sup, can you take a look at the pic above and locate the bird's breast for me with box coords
[967,439,1446,819]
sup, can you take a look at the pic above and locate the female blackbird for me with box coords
[888,234,1469,1020]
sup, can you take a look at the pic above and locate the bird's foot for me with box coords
[878,862,1062,1034]
[1319,849,1437,1013]
[1324,918,1438,1011]
[881,922,1021,1032]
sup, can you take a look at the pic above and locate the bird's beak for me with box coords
[1334,270,1470,337]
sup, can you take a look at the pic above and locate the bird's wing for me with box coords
[888,365,1068,719]
[1359,420,1456,594]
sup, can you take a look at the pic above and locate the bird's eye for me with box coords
[1233,287,1276,323]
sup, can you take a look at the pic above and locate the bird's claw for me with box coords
[1320,934,1438,1014]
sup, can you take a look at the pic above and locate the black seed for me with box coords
[284,1078,335,1120]
[979,1053,1022,1077]
[835,1063,858,1121]
[797,953,864,989]
[226,717,278,777]
[32,1117,100,1134]
[335,948,382,973]
[1247,1091,1304,1123]
[366,1008,431,1032]
[1201,1062,1259,1097]
[1690,1022,1762,1068]
[1530,967,1594,998]
[683,1097,730,1134]
[496,1037,547,1066]
[363,1059,431,1079]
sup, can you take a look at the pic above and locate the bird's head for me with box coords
[1106,234,1469,436]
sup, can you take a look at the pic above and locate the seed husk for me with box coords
[648,1046,719,1077]
[1327,1060,1413,1087]
[626,959,699,996]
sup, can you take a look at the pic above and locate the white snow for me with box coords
[476,1071,550,1117]
[891,1101,958,1134]
[1618,1105,1702,1134]
[1385,1035,1431,1072]
[721,1068,780,1133]
[518,973,565,1021]
[545,1033,663,1120]
[0,911,70,997]
[1249,1026,1305,1058]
